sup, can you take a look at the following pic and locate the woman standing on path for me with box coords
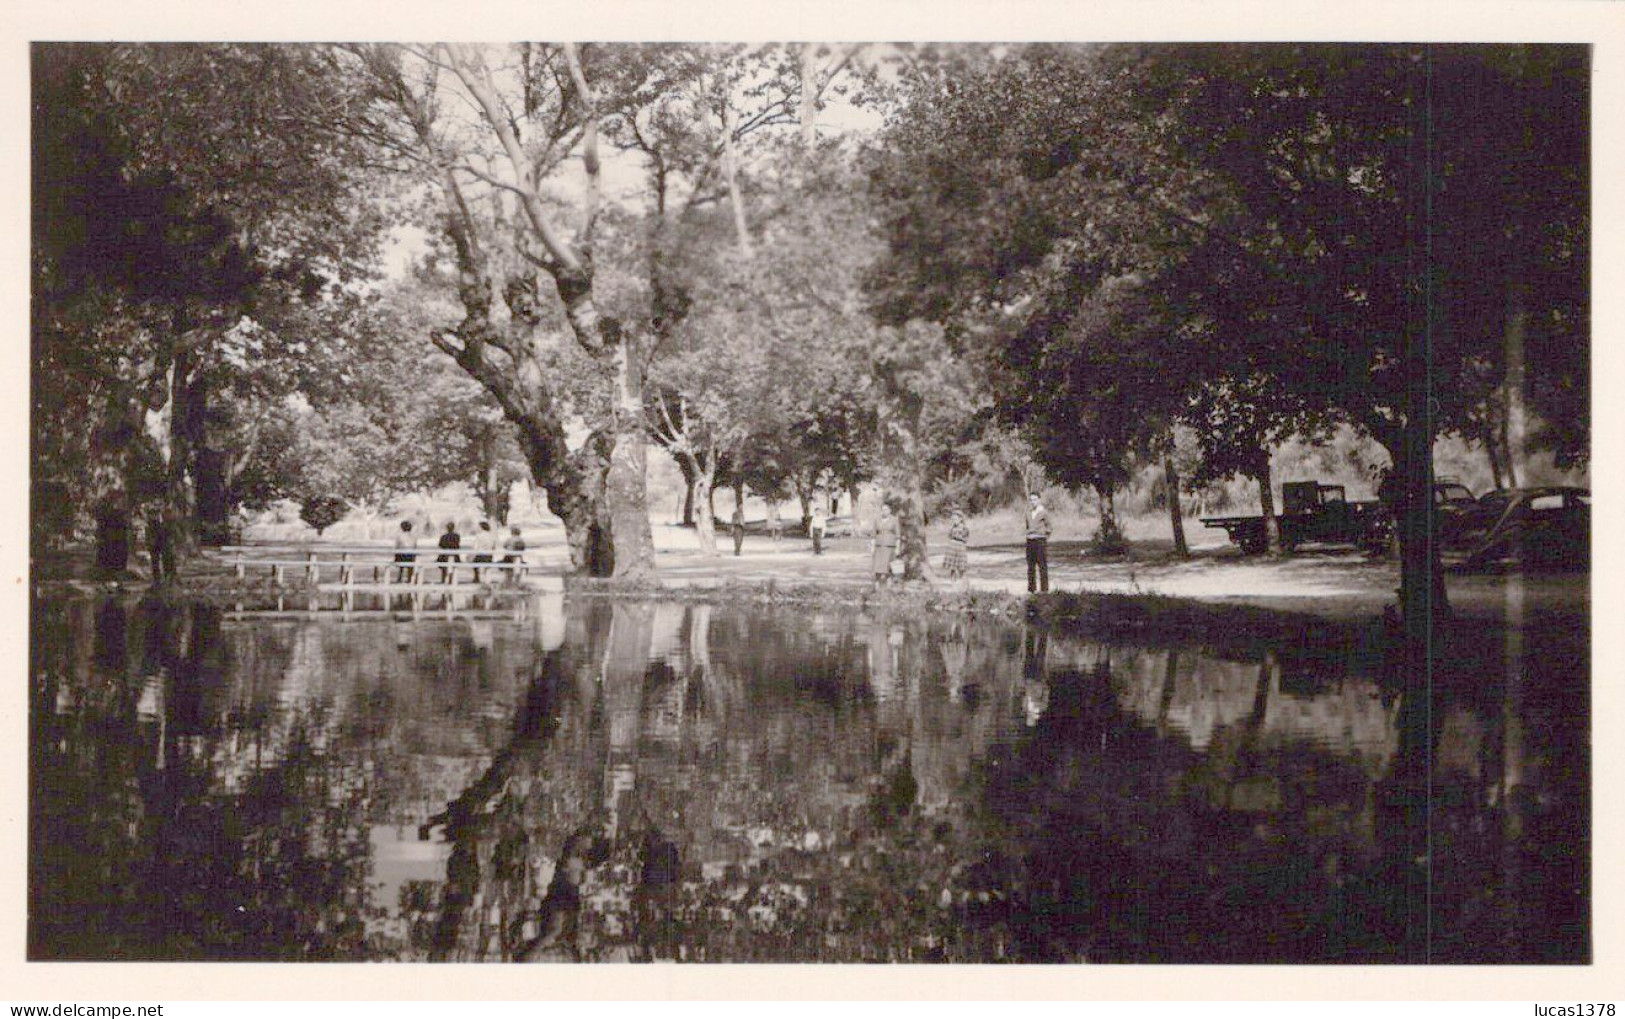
[944,509,969,581]
[872,505,900,587]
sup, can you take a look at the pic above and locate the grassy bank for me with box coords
[565,574,1383,657]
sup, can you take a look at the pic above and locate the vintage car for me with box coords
[1433,480,1481,545]
[1459,486,1589,568]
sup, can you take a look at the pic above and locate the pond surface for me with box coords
[29,591,1588,963]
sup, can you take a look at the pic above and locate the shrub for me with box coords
[299,496,347,536]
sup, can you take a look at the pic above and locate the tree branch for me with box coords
[444,43,584,276]
[454,159,535,198]
[562,43,603,253]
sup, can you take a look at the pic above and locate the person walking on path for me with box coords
[944,508,970,581]
[872,505,900,588]
[437,521,462,583]
[393,519,419,583]
[809,506,827,555]
[1024,493,1052,593]
[731,505,746,557]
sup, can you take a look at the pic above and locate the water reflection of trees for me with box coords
[33,597,372,958]
[30,595,1586,962]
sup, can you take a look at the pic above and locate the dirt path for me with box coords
[651,529,1588,625]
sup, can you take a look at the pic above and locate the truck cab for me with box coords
[1281,481,1348,516]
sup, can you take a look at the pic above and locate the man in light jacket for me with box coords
[1024,492,1052,593]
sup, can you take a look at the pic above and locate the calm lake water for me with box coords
[28,591,1588,963]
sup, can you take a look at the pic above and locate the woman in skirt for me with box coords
[871,506,900,587]
[943,509,969,580]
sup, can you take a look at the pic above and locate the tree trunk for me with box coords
[720,104,753,258]
[477,434,510,522]
[146,343,202,569]
[1481,423,1506,491]
[1254,461,1280,559]
[799,45,820,149]
[691,452,718,557]
[518,420,613,577]
[1392,54,1451,649]
[1503,281,1529,489]
[1255,462,1281,555]
[93,496,133,575]
[892,483,934,583]
[194,447,232,546]
[1499,412,1519,488]
[603,334,655,580]
[682,474,695,527]
[1394,426,1451,632]
[1163,454,1190,558]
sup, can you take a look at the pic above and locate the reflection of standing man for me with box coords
[1022,628,1050,726]
[1024,492,1052,593]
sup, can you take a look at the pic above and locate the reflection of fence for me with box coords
[210,544,542,587]
[221,588,538,622]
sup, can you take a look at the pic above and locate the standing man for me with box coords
[1024,492,1051,593]
[731,504,746,557]
[809,505,828,555]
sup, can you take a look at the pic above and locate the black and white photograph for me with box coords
[15,6,1614,1001]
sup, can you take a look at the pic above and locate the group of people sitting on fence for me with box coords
[392,519,527,583]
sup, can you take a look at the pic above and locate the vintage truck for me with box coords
[1201,481,1390,555]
